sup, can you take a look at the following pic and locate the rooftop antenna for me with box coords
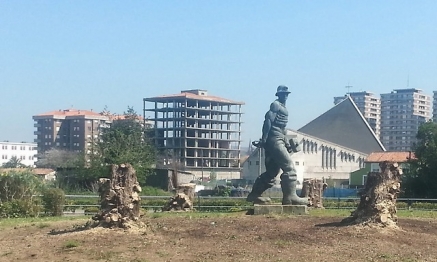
[345,83,353,95]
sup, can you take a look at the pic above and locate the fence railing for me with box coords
[61,195,437,215]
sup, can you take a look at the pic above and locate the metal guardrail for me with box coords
[59,195,437,216]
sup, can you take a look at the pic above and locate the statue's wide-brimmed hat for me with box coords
[275,85,291,96]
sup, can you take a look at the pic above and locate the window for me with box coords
[1,155,7,159]
[20,146,25,150]
[1,145,7,150]
[11,146,17,150]
[295,161,299,166]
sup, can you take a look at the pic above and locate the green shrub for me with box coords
[83,206,99,214]
[0,199,41,218]
[0,170,44,218]
[141,186,172,196]
[0,170,44,202]
[42,188,66,216]
[410,202,437,210]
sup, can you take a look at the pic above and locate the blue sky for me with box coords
[1,1,437,144]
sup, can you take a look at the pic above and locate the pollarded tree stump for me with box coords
[92,163,142,228]
[176,183,196,203]
[162,193,193,212]
[162,183,195,212]
[341,161,402,228]
[300,178,328,208]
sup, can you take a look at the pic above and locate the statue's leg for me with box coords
[246,154,280,204]
[276,143,309,205]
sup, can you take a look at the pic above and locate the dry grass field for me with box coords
[0,210,437,262]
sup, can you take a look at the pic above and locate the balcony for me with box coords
[34,123,41,128]
[34,131,41,135]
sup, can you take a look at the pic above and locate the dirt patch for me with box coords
[1,213,437,261]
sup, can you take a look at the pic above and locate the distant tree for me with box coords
[1,156,26,168]
[87,106,156,186]
[210,170,217,181]
[402,121,437,198]
[36,148,81,169]
[54,106,156,191]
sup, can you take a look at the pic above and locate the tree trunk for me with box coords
[163,183,195,211]
[300,178,327,208]
[342,161,402,228]
[92,163,142,228]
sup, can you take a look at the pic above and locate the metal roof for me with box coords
[298,96,385,154]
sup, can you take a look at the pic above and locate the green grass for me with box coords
[36,223,51,228]
[62,240,80,249]
[1,251,12,257]
[309,208,437,219]
[0,215,89,228]
[147,210,246,219]
[309,208,352,217]
[397,209,437,218]
[0,209,436,229]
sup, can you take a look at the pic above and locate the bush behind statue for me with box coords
[42,188,65,216]
[0,170,44,218]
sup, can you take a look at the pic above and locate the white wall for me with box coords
[0,142,37,167]
[242,130,368,187]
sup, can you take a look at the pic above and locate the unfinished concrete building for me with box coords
[143,89,244,180]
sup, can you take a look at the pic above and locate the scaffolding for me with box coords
[143,89,244,172]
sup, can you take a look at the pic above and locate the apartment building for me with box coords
[144,89,244,180]
[334,91,381,138]
[0,141,37,167]
[433,91,437,122]
[33,109,111,154]
[380,88,432,151]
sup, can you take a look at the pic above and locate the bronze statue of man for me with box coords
[246,85,309,205]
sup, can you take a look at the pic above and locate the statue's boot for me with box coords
[281,179,308,205]
[246,177,272,204]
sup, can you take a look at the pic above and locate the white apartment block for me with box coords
[380,88,432,151]
[0,141,37,167]
[433,91,437,122]
[334,92,381,138]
